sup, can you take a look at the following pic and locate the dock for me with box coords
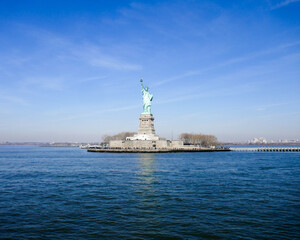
[230,147,300,152]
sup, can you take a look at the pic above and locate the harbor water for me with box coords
[0,146,299,239]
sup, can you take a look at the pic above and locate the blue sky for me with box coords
[0,0,299,142]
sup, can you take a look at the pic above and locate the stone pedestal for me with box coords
[127,114,159,141]
[109,112,184,149]
[138,114,156,135]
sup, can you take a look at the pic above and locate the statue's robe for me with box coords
[142,89,153,113]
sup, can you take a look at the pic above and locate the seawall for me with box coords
[87,148,230,153]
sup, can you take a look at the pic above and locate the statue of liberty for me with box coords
[140,78,153,114]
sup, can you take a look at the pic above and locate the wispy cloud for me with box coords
[68,43,142,71]
[0,91,28,106]
[270,0,300,9]
[37,30,142,71]
[7,24,142,72]
[79,76,108,83]
[20,77,65,91]
[90,56,141,70]
[47,104,140,122]
[254,102,290,111]
[156,83,256,105]
[154,41,300,86]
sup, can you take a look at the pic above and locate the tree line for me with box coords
[102,132,218,147]
[102,132,136,142]
[179,133,218,147]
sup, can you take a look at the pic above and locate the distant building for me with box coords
[248,137,267,144]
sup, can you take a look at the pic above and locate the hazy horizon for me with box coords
[1,0,299,142]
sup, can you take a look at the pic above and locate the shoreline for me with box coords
[87,148,230,153]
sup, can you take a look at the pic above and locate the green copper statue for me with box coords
[140,78,153,114]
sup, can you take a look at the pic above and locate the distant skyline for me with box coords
[0,0,299,142]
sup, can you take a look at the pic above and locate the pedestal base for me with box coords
[126,114,159,141]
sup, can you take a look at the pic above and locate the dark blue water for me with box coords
[0,147,299,239]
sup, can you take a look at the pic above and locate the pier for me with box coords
[230,147,300,152]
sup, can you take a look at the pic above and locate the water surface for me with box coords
[0,146,299,239]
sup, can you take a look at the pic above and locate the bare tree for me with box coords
[102,132,136,142]
[179,133,218,147]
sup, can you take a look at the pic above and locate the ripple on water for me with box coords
[0,147,299,239]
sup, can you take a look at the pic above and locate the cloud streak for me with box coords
[0,91,28,106]
[154,41,300,86]
[156,83,256,105]
[19,77,65,91]
[270,0,300,9]
[89,56,141,70]
[38,30,142,71]
[49,104,140,122]
[6,24,142,72]
[254,102,290,111]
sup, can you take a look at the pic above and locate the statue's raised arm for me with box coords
[140,78,145,90]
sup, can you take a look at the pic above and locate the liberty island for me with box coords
[88,79,229,153]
